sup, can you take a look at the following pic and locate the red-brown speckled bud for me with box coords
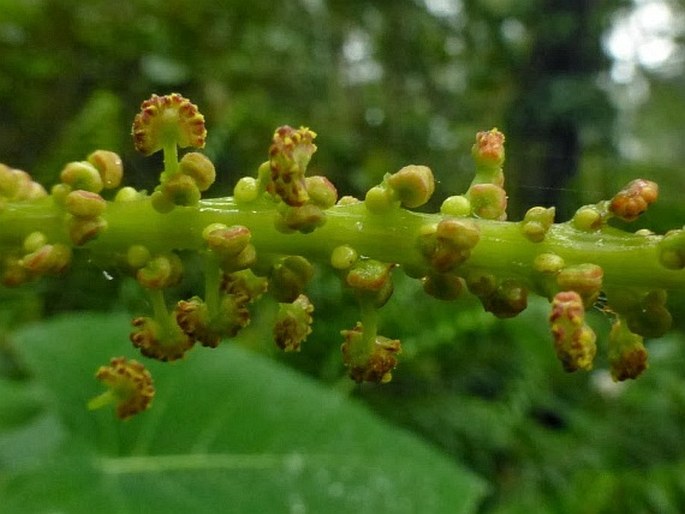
[549,291,597,372]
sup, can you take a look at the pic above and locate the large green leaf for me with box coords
[0,313,487,513]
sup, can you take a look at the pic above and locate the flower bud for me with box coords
[609,179,658,222]
[305,175,338,209]
[64,190,106,218]
[87,150,123,189]
[420,218,480,273]
[274,294,314,352]
[472,128,505,171]
[345,259,395,307]
[234,177,259,204]
[267,125,316,206]
[222,269,268,302]
[364,185,396,214]
[60,161,103,193]
[341,323,401,384]
[331,245,358,270]
[533,252,565,275]
[572,205,604,231]
[203,224,251,256]
[69,217,108,245]
[115,186,145,203]
[521,206,555,242]
[625,289,672,338]
[440,195,471,217]
[481,279,528,318]
[386,165,435,208]
[0,165,47,201]
[88,357,155,420]
[132,93,206,156]
[549,291,597,372]
[126,244,152,269]
[270,256,314,303]
[179,152,216,192]
[136,253,183,289]
[556,263,603,306]
[276,204,326,233]
[465,270,498,297]
[160,173,202,207]
[658,229,685,270]
[21,243,71,275]
[467,183,507,220]
[422,273,464,301]
[608,319,648,381]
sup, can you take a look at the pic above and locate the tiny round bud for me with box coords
[467,183,507,220]
[305,175,338,209]
[386,165,435,208]
[23,231,48,253]
[423,273,464,300]
[161,173,202,206]
[533,253,565,275]
[64,190,107,218]
[572,205,604,231]
[331,245,358,270]
[127,244,152,269]
[69,217,108,245]
[115,186,145,203]
[556,263,603,306]
[234,177,259,204]
[50,183,72,205]
[521,206,555,242]
[441,195,471,217]
[179,152,216,192]
[365,185,395,214]
[271,256,314,303]
[277,204,326,233]
[88,150,123,189]
[150,190,175,213]
[337,195,361,206]
[658,229,685,270]
[60,161,103,193]
[203,224,251,256]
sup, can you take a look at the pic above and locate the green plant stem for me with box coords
[1,196,683,294]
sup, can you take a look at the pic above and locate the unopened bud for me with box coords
[234,177,259,204]
[88,150,123,189]
[65,190,106,218]
[467,183,507,220]
[386,165,435,208]
[658,229,685,270]
[179,152,216,192]
[521,206,555,242]
[609,179,658,222]
[305,175,338,209]
[441,195,471,217]
[69,217,108,245]
[60,161,104,193]
[556,263,603,306]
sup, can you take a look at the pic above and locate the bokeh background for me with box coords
[2,1,685,512]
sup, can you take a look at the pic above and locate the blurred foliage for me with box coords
[2,0,685,512]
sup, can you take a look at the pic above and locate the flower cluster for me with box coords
[1,92,684,418]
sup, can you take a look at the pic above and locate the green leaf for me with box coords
[1,313,487,513]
